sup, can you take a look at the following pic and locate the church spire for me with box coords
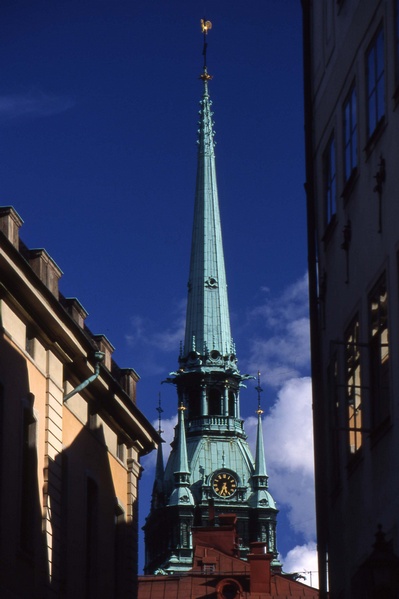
[143,22,279,574]
[181,19,236,369]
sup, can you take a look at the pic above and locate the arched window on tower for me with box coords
[228,391,235,417]
[208,388,222,415]
[189,388,201,419]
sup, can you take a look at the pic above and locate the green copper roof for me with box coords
[253,374,269,485]
[182,69,235,367]
[144,28,279,575]
[254,410,268,481]
[167,406,194,507]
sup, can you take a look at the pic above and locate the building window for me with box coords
[188,388,201,419]
[369,274,390,427]
[324,135,336,225]
[345,319,362,454]
[117,439,125,462]
[209,388,222,415]
[343,86,357,182]
[87,402,98,430]
[20,396,37,554]
[26,328,35,358]
[228,391,236,417]
[367,27,385,138]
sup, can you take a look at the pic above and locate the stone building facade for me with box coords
[0,206,159,598]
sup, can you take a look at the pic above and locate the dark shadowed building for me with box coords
[302,1,399,597]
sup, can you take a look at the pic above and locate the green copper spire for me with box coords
[168,405,194,507]
[253,372,269,486]
[143,23,279,575]
[181,22,236,371]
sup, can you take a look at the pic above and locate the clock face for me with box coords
[212,472,237,497]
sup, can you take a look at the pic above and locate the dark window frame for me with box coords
[343,84,358,183]
[369,273,390,430]
[366,25,385,139]
[345,318,362,455]
[324,134,337,227]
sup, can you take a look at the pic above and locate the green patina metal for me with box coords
[143,24,279,576]
[182,66,234,369]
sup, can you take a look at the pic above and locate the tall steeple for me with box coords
[172,18,248,425]
[143,21,279,575]
[182,20,235,368]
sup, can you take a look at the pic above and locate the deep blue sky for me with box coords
[1,0,316,582]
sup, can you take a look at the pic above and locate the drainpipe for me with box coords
[63,351,105,402]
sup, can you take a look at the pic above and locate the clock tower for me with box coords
[143,21,279,575]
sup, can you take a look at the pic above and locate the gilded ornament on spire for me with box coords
[201,19,212,34]
[200,18,213,81]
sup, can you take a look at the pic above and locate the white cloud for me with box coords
[245,377,315,541]
[242,275,315,540]
[0,91,75,120]
[281,541,319,589]
[251,274,309,326]
[245,274,310,387]
[265,377,314,475]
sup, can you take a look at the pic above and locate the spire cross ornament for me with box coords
[156,393,164,435]
[200,18,213,81]
[255,370,264,415]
